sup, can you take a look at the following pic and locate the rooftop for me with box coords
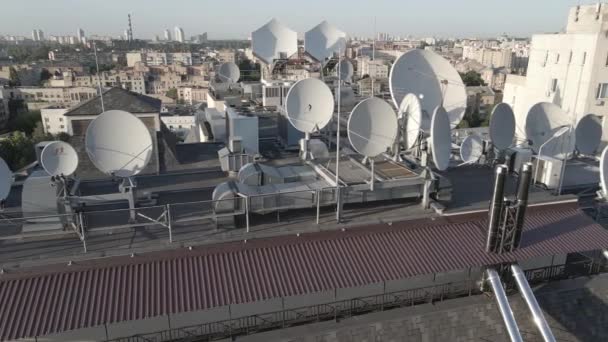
[64,87,162,116]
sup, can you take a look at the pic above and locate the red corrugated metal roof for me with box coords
[1,204,608,340]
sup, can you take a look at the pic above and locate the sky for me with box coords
[0,0,588,40]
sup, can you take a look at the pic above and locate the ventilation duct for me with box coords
[486,269,523,342]
[486,164,507,252]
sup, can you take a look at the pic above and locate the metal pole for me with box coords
[79,211,87,253]
[486,165,507,253]
[486,269,523,342]
[245,196,250,233]
[166,204,173,243]
[603,250,608,260]
[370,159,375,191]
[371,16,376,97]
[316,189,321,224]
[335,47,342,222]
[93,42,105,112]
[511,264,556,342]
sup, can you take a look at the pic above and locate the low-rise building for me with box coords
[466,86,498,118]
[178,86,208,105]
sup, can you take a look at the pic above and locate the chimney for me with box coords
[512,162,533,249]
[486,164,507,252]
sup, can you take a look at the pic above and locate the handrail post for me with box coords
[316,189,321,224]
[166,204,173,243]
[79,211,87,253]
[245,196,250,233]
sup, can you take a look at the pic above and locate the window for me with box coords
[555,53,560,64]
[60,125,64,129]
[582,52,587,65]
[44,117,49,122]
[59,118,63,122]
[568,51,573,64]
[597,83,608,99]
[605,52,608,67]
[543,52,548,67]
[550,79,558,92]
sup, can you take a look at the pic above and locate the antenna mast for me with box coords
[371,16,376,97]
[128,14,134,42]
[93,42,105,112]
[336,47,342,222]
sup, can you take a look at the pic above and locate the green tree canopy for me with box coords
[459,71,486,87]
[165,88,178,100]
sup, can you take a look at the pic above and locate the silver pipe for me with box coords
[486,165,508,252]
[486,269,523,342]
[513,162,533,249]
[511,264,556,342]
[603,250,608,260]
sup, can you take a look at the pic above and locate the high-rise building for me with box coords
[164,29,172,41]
[174,26,185,43]
[31,30,37,41]
[31,29,44,41]
[77,28,85,43]
[504,3,608,140]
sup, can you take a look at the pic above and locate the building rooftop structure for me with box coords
[64,87,161,116]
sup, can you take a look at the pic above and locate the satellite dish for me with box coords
[347,98,398,157]
[575,114,602,155]
[0,157,12,201]
[304,21,347,63]
[399,93,423,150]
[40,141,79,176]
[251,19,298,65]
[460,134,484,164]
[218,62,240,83]
[430,106,451,171]
[541,126,575,158]
[389,49,466,128]
[308,139,330,160]
[85,110,153,178]
[338,59,354,82]
[601,146,608,197]
[285,78,334,134]
[489,103,515,150]
[525,102,571,153]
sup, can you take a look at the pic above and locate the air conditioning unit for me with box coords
[535,156,564,189]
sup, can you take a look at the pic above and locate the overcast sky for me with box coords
[1,0,583,39]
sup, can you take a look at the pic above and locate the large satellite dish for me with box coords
[40,141,79,176]
[601,146,608,197]
[430,106,451,171]
[338,59,354,82]
[389,49,466,128]
[251,18,297,65]
[218,62,240,83]
[525,102,571,153]
[0,157,12,200]
[285,78,334,134]
[85,110,153,178]
[399,93,423,150]
[348,98,398,157]
[489,103,515,150]
[460,134,484,164]
[575,114,602,155]
[304,21,347,63]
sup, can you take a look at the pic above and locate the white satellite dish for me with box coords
[0,157,13,201]
[338,59,354,82]
[40,141,79,176]
[308,139,330,160]
[389,49,466,128]
[85,110,153,178]
[575,114,602,155]
[347,97,398,157]
[430,106,451,171]
[218,62,240,83]
[489,103,515,150]
[525,102,571,153]
[285,78,334,134]
[460,134,484,164]
[304,21,346,63]
[251,19,298,65]
[399,93,423,150]
[601,146,608,197]
[540,125,575,159]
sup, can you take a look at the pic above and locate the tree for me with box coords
[459,71,486,87]
[40,68,52,84]
[0,132,36,171]
[8,67,20,87]
[237,60,260,81]
[8,110,42,135]
[165,88,178,100]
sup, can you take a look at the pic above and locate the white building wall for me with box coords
[41,108,69,135]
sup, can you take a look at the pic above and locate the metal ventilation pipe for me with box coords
[603,250,608,260]
[512,163,533,249]
[486,269,523,342]
[486,164,508,252]
[511,264,556,342]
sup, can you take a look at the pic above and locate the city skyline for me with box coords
[1,0,586,39]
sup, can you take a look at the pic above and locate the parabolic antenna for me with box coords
[489,103,515,150]
[399,93,423,150]
[389,49,466,128]
[304,21,346,63]
[338,59,354,82]
[285,78,334,134]
[575,114,602,155]
[541,126,575,158]
[85,110,153,178]
[430,106,451,171]
[460,134,484,164]
[218,62,240,83]
[0,157,12,200]
[601,146,608,196]
[347,97,398,157]
[251,19,298,65]
[40,141,79,176]
[525,102,571,153]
